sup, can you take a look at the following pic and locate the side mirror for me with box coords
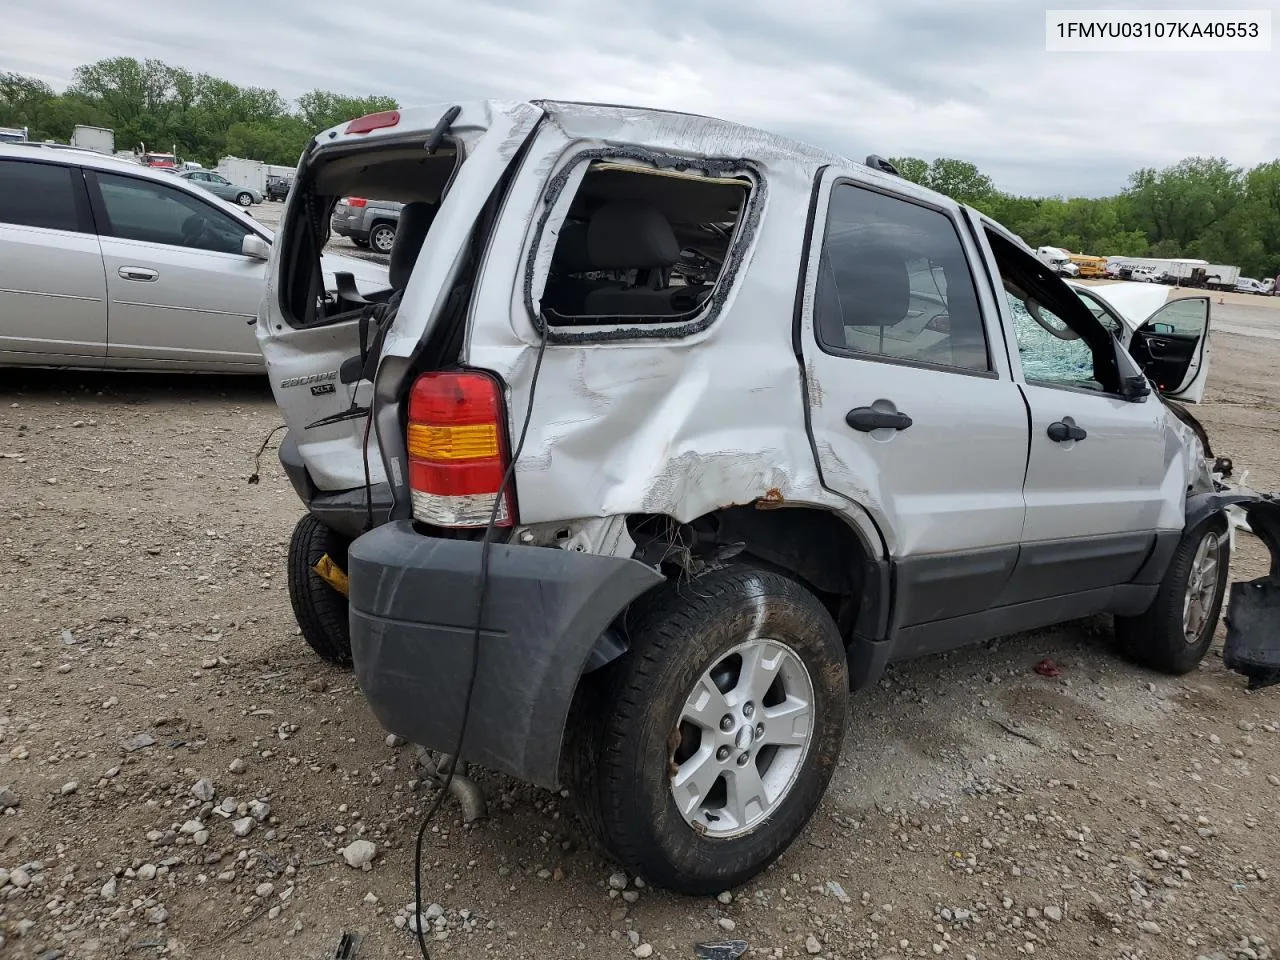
[1149,321,1174,334]
[242,234,270,261]
[1121,375,1151,401]
[1113,340,1152,401]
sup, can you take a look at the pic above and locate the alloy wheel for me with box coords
[669,638,815,838]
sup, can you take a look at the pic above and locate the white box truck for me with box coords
[1106,256,1215,285]
[70,125,116,155]
[215,156,268,193]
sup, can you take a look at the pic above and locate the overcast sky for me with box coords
[5,0,1278,196]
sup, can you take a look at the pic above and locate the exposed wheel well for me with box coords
[625,506,884,641]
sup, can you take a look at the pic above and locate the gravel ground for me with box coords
[1,273,1279,960]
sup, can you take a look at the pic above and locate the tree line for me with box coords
[890,155,1280,280]
[1,57,395,168]
[3,58,1277,279]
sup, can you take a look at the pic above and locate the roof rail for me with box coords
[865,154,901,177]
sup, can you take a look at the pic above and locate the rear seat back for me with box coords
[582,201,682,316]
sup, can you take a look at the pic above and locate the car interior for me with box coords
[815,232,990,372]
[280,145,458,328]
[538,162,752,325]
[95,172,250,255]
[1125,297,1208,393]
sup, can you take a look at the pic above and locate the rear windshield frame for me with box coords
[275,133,463,330]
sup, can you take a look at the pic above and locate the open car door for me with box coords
[1127,295,1212,403]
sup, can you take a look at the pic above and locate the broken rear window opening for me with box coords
[533,159,755,332]
[278,142,462,329]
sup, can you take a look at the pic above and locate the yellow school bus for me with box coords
[1068,254,1109,279]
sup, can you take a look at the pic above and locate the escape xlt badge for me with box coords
[280,371,337,389]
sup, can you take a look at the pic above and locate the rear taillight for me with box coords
[344,196,367,208]
[406,371,514,528]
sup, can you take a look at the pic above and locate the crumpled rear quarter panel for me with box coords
[464,117,878,536]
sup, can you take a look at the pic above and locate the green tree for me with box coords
[1125,157,1245,251]
[889,156,929,185]
[68,57,178,150]
[924,157,995,207]
[888,155,994,206]
[296,91,397,133]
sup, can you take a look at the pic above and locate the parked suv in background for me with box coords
[329,196,402,252]
[266,175,292,202]
[257,101,1280,896]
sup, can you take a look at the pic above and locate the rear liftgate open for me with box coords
[1223,495,1280,690]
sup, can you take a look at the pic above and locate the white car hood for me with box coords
[1072,281,1171,331]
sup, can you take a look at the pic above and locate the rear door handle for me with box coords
[118,266,158,282]
[1047,420,1087,442]
[846,406,913,432]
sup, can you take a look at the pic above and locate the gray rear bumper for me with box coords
[329,217,363,240]
[347,521,663,788]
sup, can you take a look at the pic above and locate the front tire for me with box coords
[568,566,848,894]
[1116,517,1229,674]
[236,191,253,207]
[287,514,353,665]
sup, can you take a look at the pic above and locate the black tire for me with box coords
[567,565,848,895]
[287,514,353,665]
[1115,517,1229,675]
[369,222,396,254]
[236,191,254,207]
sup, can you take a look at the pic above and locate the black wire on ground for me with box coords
[412,331,550,960]
[247,423,289,484]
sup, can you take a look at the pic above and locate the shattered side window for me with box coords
[1007,291,1101,390]
[537,161,751,327]
[984,227,1119,393]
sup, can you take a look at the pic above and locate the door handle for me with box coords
[846,406,913,432]
[1047,420,1087,442]
[118,266,158,282]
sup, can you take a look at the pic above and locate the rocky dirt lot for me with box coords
[1,288,1279,960]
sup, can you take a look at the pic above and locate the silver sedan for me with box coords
[0,143,387,373]
[177,169,263,207]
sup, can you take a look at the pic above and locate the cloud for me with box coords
[6,0,1278,196]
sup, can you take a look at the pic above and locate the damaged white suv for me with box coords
[259,101,1280,894]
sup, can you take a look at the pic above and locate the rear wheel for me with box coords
[236,191,254,207]
[287,514,352,665]
[369,222,396,254]
[567,565,847,894]
[1116,517,1229,674]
